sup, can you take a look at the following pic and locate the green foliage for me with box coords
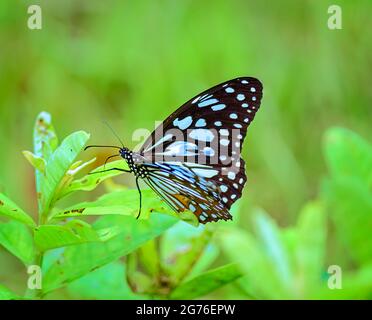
[0,112,371,300]
[0,284,20,300]
[1,0,371,300]
[0,193,36,227]
[169,263,243,300]
[0,221,35,265]
[323,128,372,266]
[217,127,372,299]
[67,262,143,300]
[0,112,238,299]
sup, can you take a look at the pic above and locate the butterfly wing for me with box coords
[140,77,263,223]
[143,162,232,223]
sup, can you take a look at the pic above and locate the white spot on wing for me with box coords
[198,98,218,108]
[192,96,200,104]
[220,129,229,136]
[211,104,226,111]
[144,133,173,152]
[228,171,236,180]
[193,168,219,178]
[237,94,245,101]
[203,147,215,157]
[195,118,206,127]
[220,139,229,146]
[220,185,228,192]
[189,129,215,142]
[161,141,198,156]
[173,116,193,130]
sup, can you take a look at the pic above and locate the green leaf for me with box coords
[22,151,46,173]
[126,253,154,294]
[0,284,20,300]
[53,157,97,201]
[0,221,35,265]
[186,243,219,280]
[323,177,372,265]
[41,131,90,216]
[34,219,107,252]
[33,112,59,210]
[66,262,144,299]
[219,227,291,299]
[0,193,36,227]
[54,187,197,226]
[253,210,293,290]
[295,201,326,297]
[52,189,171,220]
[138,239,160,277]
[169,263,242,299]
[58,160,129,199]
[42,213,178,293]
[324,127,372,186]
[161,223,214,286]
[323,128,372,266]
[33,111,59,162]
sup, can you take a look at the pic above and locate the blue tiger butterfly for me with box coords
[86,77,263,223]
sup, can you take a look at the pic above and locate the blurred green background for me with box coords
[0,0,371,299]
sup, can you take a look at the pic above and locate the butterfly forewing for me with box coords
[139,77,263,223]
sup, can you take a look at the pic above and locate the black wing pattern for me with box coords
[140,77,263,223]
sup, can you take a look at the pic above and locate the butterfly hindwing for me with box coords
[144,162,232,223]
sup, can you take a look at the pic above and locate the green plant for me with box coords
[1,112,371,300]
[0,112,241,300]
[218,127,372,299]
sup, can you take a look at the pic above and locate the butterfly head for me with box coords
[119,147,132,161]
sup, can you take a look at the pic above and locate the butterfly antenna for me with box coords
[103,120,125,148]
[84,145,121,151]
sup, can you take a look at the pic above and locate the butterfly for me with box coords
[86,77,263,223]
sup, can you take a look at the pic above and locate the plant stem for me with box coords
[24,249,44,299]
[24,212,47,299]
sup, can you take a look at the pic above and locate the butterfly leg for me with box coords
[135,177,142,220]
[88,168,131,175]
